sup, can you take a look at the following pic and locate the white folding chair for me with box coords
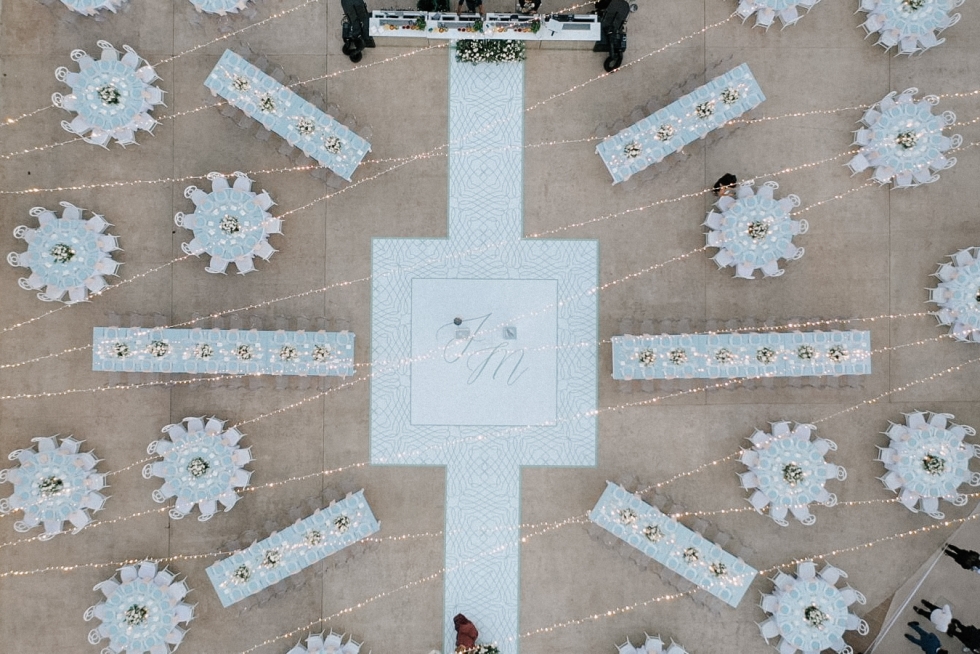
[739,449,759,467]
[206,256,229,274]
[263,217,283,234]
[254,241,276,261]
[616,639,637,654]
[797,560,816,580]
[235,256,256,274]
[138,561,157,580]
[119,565,137,583]
[185,416,205,433]
[758,618,779,641]
[769,505,789,526]
[748,490,770,513]
[818,563,847,585]
[341,638,362,654]
[232,172,253,192]
[255,191,276,210]
[208,173,230,192]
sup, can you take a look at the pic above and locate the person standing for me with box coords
[456,0,486,19]
[453,614,478,651]
[949,619,980,653]
[906,622,949,654]
[341,0,375,62]
[913,600,953,634]
[943,543,980,572]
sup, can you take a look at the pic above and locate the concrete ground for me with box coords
[1,0,979,653]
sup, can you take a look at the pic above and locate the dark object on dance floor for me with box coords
[593,0,629,71]
[713,173,738,197]
[943,543,980,571]
[453,614,478,649]
[517,0,541,13]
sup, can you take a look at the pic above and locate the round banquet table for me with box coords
[190,0,250,14]
[25,217,107,291]
[753,437,829,508]
[930,249,980,341]
[69,59,147,132]
[189,188,269,262]
[718,195,794,268]
[890,425,972,498]
[872,0,957,38]
[99,577,178,652]
[146,417,250,520]
[60,0,128,15]
[774,578,849,653]
[865,99,947,176]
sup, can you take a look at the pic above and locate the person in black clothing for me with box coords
[341,0,375,63]
[518,0,541,13]
[943,543,980,571]
[949,619,980,653]
[593,0,629,70]
[905,622,948,654]
[713,173,738,198]
[457,0,486,19]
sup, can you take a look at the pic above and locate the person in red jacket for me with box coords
[454,614,478,651]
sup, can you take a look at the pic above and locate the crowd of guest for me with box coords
[903,543,980,654]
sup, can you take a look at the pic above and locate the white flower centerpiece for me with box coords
[682,547,700,564]
[715,348,735,364]
[231,76,250,92]
[279,345,299,361]
[258,95,276,113]
[669,348,688,365]
[804,605,828,629]
[324,136,343,155]
[896,131,918,149]
[232,564,251,584]
[757,347,777,364]
[902,0,924,10]
[643,524,664,542]
[113,342,131,358]
[638,349,656,366]
[455,39,527,65]
[797,344,815,360]
[827,345,847,362]
[98,84,121,106]
[148,340,170,357]
[50,243,75,264]
[922,454,946,476]
[334,514,351,533]
[623,142,641,159]
[708,561,727,577]
[296,118,316,136]
[312,344,332,362]
[656,124,675,141]
[695,101,715,119]
[720,87,740,105]
[38,476,65,497]
[235,344,253,361]
[262,549,282,568]
[194,343,214,359]
[782,463,804,486]
[747,220,769,240]
[306,530,324,547]
[186,457,210,478]
[124,604,148,627]
[219,215,241,235]
[620,508,637,525]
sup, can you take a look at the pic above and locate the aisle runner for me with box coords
[370,51,598,654]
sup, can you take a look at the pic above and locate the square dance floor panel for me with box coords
[410,278,558,427]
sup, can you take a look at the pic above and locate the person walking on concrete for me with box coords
[913,600,953,634]
[943,543,980,572]
[906,622,949,654]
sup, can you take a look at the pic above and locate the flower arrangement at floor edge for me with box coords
[455,40,527,65]
[457,645,501,654]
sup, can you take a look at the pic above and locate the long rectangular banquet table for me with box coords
[596,64,765,183]
[206,491,379,607]
[370,11,600,44]
[590,482,757,607]
[204,50,371,181]
[92,327,355,377]
[611,330,871,380]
